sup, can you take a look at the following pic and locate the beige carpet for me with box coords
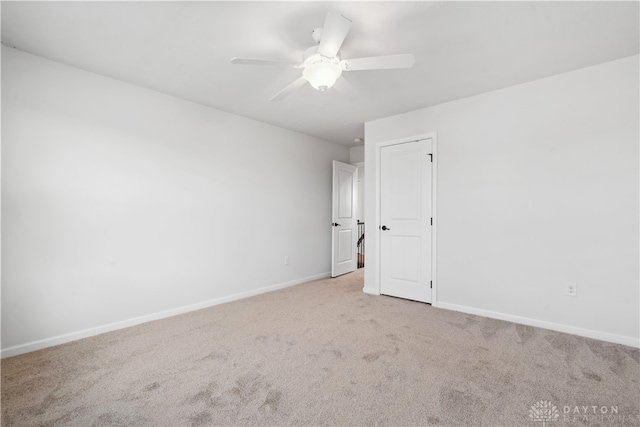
[2,269,639,426]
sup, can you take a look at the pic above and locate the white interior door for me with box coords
[332,160,358,277]
[380,139,432,303]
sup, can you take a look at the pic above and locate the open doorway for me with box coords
[351,143,365,270]
[331,145,365,276]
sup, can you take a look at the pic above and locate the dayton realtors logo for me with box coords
[529,400,560,426]
[530,400,638,425]
[562,405,638,424]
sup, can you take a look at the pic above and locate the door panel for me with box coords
[338,229,353,262]
[390,236,420,282]
[332,161,358,277]
[391,152,421,219]
[338,170,354,218]
[380,139,432,303]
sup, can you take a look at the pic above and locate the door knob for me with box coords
[381,225,391,231]
[332,223,342,227]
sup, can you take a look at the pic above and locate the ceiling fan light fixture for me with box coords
[303,59,342,91]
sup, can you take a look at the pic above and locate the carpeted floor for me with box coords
[2,269,639,426]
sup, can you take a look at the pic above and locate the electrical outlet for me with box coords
[565,281,577,297]
[284,256,290,266]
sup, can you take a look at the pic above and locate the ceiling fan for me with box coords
[230,12,416,101]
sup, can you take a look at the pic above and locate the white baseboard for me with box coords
[362,287,380,295]
[436,301,640,348]
[1,272,331,359]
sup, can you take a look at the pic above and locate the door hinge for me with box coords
[430,281,433,289]
[428,153,433,162]
[430,217,433,226]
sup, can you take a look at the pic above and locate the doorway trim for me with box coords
[373,132,438,306]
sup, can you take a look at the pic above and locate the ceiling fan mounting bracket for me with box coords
[311,28,322,44]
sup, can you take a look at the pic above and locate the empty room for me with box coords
[1,1,638,426]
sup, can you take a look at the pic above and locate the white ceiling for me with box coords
[2,1,638,147]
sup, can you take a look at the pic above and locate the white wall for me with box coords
[350,145,364,164]
[364,55,639,346]
[1,47,349,356]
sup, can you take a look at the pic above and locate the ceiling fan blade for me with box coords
[341,54,415,71]
[231,58,300,68]
[270,77,308,102]
[332,76,358,100]
[318,13,352,58]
